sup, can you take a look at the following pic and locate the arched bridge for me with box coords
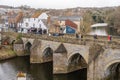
[1,32,120,80]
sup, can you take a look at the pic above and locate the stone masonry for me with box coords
[2,32,120,80]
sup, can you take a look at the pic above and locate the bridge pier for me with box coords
[88,47,120,80]
[53,54,68,73]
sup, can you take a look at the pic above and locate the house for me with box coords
[63,19,77,34]
[18,12,49,33]
[48,16,61,33]
[0,23,8,32]
[58,16,82,33]
[89,23,108,36]
[48,16,81,34]
[8,11,23,31]
[38,12,48,20]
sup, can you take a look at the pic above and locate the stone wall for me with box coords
[88,47,120,80]
[2,32,120,80]
[13,44,24,56]
[30,39,89,73]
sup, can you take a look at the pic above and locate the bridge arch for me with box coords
[25,41,32,54]
[104,60,120,80]
[104,59,120,71]
[68,53,87,72]
[42,47,53,62]
[68,51,88,64]
[21,38,34,48]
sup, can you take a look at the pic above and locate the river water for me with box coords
[0,56,87,80]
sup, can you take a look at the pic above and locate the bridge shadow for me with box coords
[53,68,87,80]
[25,42,32,55]
[68,53,87,72]
[105,62,120,80]
[42,47,53,62]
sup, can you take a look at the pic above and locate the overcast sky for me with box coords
[0,0,120,9]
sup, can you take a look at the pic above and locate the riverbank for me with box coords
[0,47,16,60]
[0,44,29,61]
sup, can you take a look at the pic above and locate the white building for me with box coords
[18,13,49,33]
[89,23,108,36]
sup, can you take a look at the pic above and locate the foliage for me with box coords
[80,11,92,35]
[79,7,120,35]
[106,7,120,35]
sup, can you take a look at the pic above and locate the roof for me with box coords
[65,19,77,29]
[58,16,81,21]
[91,23,108,28]
[31,12,41,18]
[38,13,48,19]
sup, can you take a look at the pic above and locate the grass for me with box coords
[0,46,16,60]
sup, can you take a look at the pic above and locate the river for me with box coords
[0,56,87,80]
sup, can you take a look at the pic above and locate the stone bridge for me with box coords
[1,32,120,80]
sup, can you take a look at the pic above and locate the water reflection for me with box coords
[54,68,87,80]
[0,56,86,80]
[30,63,52,80]
[0,57,27,80]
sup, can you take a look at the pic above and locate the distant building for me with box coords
[0,24,8,32]
[48,16,61,33]
[63,20,77,34]
[18,12,49,33]
[58,16,81,33]
[89,23,108,36]
[8,11,23,31]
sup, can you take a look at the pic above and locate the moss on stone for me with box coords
[14,39,23,44]
[0,49,16,60]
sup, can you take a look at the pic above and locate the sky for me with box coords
[0,0,120,9]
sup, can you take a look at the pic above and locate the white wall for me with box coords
[89,27,107,36]
[18,13,49,33]
[18,19,47,33]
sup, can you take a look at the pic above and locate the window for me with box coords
[26,23,28,27]
[33,23,35,27]
[39,24,41,28]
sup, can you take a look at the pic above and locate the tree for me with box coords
[106,7,120,35]
[80,11,92,35]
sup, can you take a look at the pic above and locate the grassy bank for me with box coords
[0,46,17,60]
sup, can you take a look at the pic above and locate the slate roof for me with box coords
[58,16,81,21]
